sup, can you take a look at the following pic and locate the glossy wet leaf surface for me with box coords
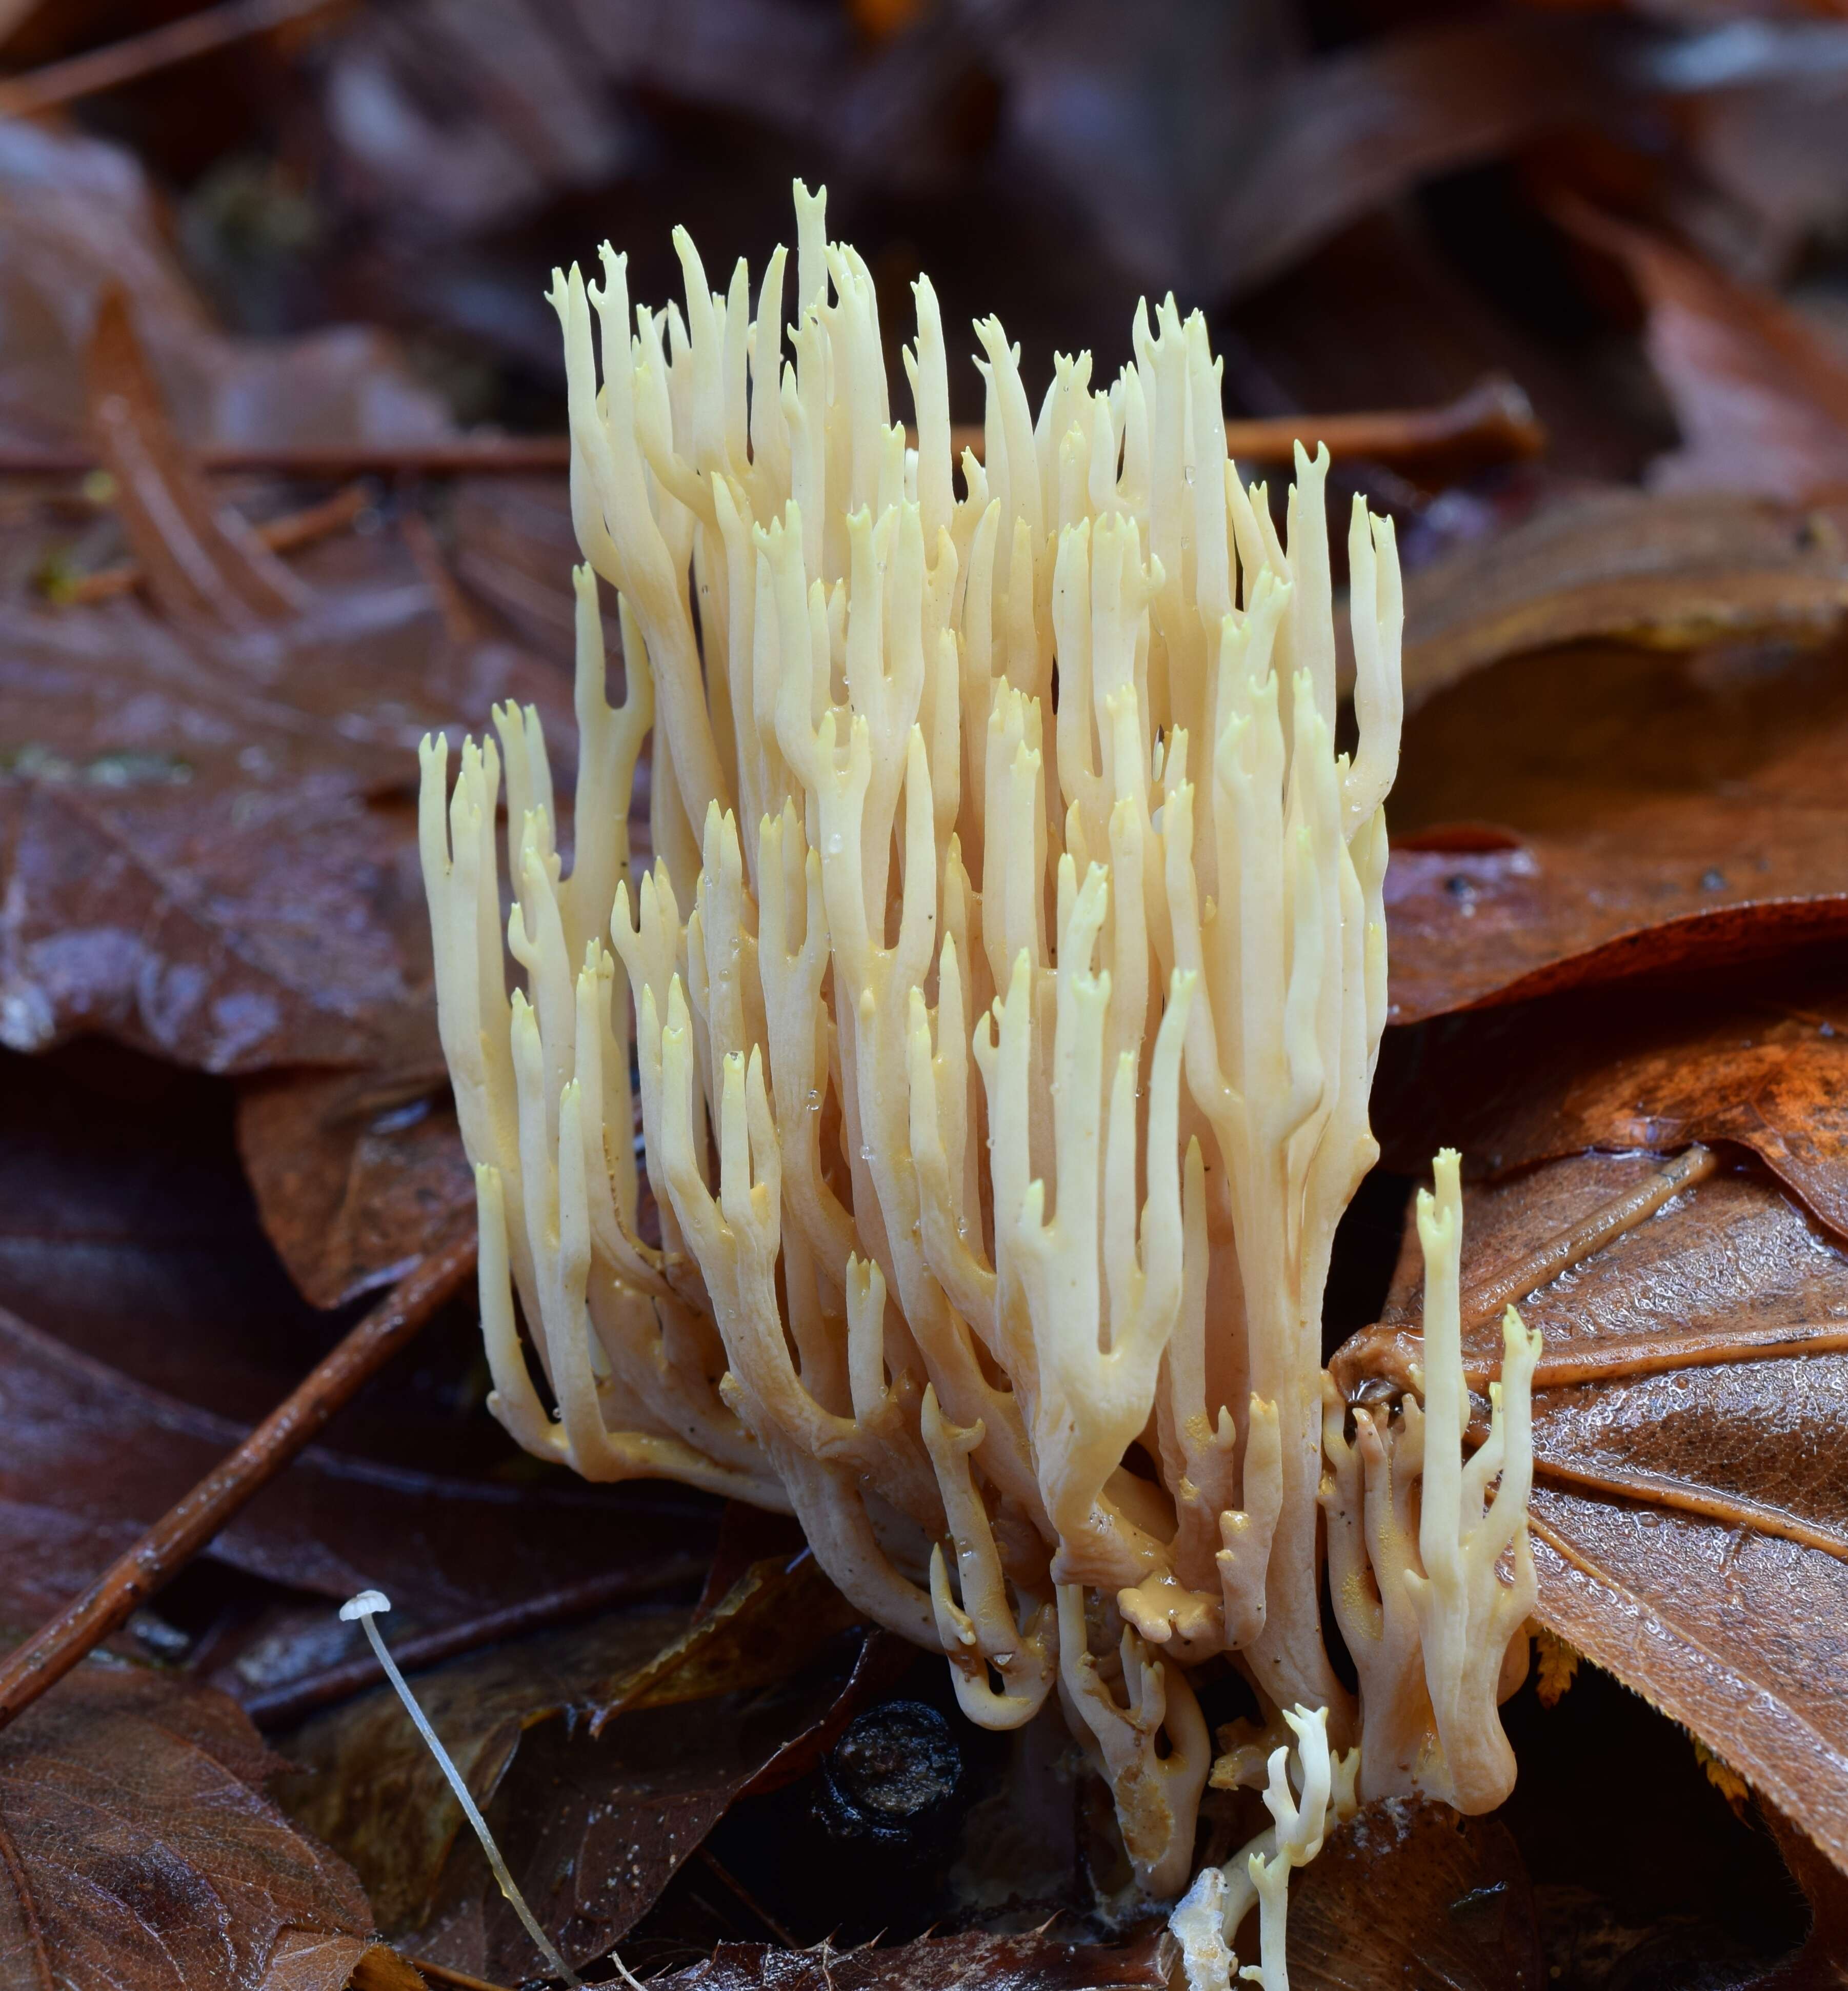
[0,1663,393,1991]
[12,10,1848,1980]
[1384,642,1848,1022]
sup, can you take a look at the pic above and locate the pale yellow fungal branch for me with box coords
[417,180,1535,1907]
[1169,1703,1359,1991]
[1321,1149,1541,1811]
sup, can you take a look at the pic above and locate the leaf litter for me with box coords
[12,13,1848,1989]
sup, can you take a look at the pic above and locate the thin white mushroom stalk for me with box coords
[1169,1704,1359,1991]
[416,183,1539,1904]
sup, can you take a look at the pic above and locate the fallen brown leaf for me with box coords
[0,1296,715,1633]
[1373,967,1848,1234]
[1398,490,1848,715]
[1285,1796,1541,1990]
[1749,1801,1848,1990]
[235,1061,472,1309]
[1385,635,1848,1022]
[1556,198,1848,501]
[0,1661,394,1990]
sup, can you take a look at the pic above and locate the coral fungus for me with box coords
[418,183,1538,1948]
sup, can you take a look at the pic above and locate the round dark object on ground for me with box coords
[819,1699,963,1844]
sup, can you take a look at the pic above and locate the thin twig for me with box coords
[695,1843,802,1947]
[0,378,1545,481]
[0,0,340,118]
[0,1221,477,1735]
[245,1557,709,1730]
[52,480,369,605]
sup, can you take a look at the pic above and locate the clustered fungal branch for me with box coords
[418,185,1539,1936]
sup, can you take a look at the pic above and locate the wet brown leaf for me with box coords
[643,1929,1167,1991]
[280,1555,866,1981]
[1556,199,1848,501]
[1285,1797,1541,1990]
[0,1295,714,1634]
[1374,968,1848,1234]
[0,530,569,1079]
[235,1062,472,1309]
[0,1662,394,1990]
[1337,1150,1848,1872]
[1751,1802,1848,1990]
[1385,638,1848,1022]
[1398,491,1848,716]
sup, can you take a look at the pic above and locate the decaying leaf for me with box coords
[1751,1801,1848,1990]
[0,1296,715,1632]
[1384,637,1848,1021]
[0,1662,396,1991]
[280,1555,867,1982]
[234,1058,471,1309]
[1336,1147,1848,1871]
[1556,199,1848,502]
[1374,968,1848,1233]
[1285,1797,1542,1990]
[1398,491,1848,715]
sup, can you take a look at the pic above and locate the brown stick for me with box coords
[244,1556,708,1730]
[1461,1142,1717,1334]
[694,1843,802,1947]
[0,0,340,118]
[408,1961,515,1991]
[54,480,368,605]
[0,1222,477,1735]
[0,377,1545,481]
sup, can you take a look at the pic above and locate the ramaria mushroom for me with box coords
[417,183,1538,1909]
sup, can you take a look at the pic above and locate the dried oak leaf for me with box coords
[0,1661,405,1991]
[1384,637,1848,1022]
[0,1297,715,1634]
[1335,1146,1848,1872]
[1284,1796,1541,1991]
[280,1554,865,1983]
